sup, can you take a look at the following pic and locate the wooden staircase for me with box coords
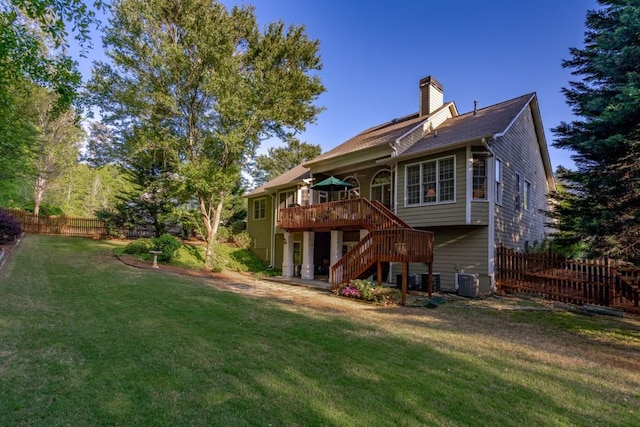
[330,228,434,290]
[279,198,435,302]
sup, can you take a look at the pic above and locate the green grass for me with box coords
[1,235,639,426]
[115,237,275,274]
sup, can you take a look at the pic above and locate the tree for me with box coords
[0,0,103,108]
[87,0,324,268]
[551,0,640,263]
[249,137,321,188]
[28,87,83,216]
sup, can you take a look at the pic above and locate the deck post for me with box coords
[301,231,315,280]
[282,232,295,277]
[328,230,343,283]
[377,260,382,285]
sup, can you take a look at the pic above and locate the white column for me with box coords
[282,232,294,277]
[328,230,343,283]
[301,231,315,280]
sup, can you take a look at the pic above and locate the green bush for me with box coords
[230,219,246,234]
[216,227,231,243]
[231,231,252,249]
[152,234,182,262]
[122,238,154,255]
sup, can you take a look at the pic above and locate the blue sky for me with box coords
[77,0,600,170]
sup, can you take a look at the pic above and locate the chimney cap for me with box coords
[419,75,443,92]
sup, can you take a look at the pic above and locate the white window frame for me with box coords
[253,198,266,220]
[495,159,503,205]
[404,155,456,206]
[370,169,392,206]
[339,176,360,200]
[278,189,297,208]
[472,153,488,201]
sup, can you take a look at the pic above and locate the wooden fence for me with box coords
[1,208,106,237]
[0,208,177,239]
[496,246,640,313]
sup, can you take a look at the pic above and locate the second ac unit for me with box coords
[456,273,479,298]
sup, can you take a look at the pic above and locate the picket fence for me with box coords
[496,246,640,313]
[0,208,168,239]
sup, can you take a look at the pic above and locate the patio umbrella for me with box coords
[310,176,354,192]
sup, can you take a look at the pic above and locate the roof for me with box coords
[303,110,431,165]
[247,163,310,197]
[398,93,535,157]
[247,92,548,197]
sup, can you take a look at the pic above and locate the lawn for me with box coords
[1,235,639,426]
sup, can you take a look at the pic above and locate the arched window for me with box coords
[370,169,392,208]
[339,176,360,200]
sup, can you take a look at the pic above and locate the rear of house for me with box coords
[246,74,554,294]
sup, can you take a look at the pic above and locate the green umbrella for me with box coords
[310,176,354,192]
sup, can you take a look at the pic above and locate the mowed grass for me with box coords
[0,235,639,426]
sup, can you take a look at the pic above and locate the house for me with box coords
[246,75,555,294]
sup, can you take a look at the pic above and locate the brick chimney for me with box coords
[419,76,444,116]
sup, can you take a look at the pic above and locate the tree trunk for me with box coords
[33,176,47,216]
[200,192,226,270]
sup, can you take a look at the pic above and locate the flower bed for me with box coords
[333,279,399,305]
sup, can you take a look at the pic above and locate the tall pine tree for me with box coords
[552,0,640,264]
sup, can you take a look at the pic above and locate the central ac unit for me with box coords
[456,273,479,298]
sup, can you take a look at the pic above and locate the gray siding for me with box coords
[492,105,549,251]
[396,148,467,227]
[390,225,490,292]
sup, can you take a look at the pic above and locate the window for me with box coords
[524,180,532,211]
[405,156,456,206]
[339,176,360,200]
[279,190,296,208]
[253,198,266,220]
[318,191,328,204]
[495,159,503,205]
[371,169,392,207]
[472,154,487,200]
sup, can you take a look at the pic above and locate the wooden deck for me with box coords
[278,198,409,232]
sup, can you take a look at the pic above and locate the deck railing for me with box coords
[278,198,408,231]
[331,228,434,290]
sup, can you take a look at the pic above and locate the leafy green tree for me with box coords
[551,0,640,264]
[0,0,103,108]
[28,87,83,216]
[249,137,321,188]
[0,81,37,181]
[87,0,324,268]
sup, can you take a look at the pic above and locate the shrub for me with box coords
[231,231,252,249]
[230,219,246,234]
[152,234,182,262]
[334,279,399,304]
[0,211,22,243]
[216,227,231,243]
[122,238,154,255]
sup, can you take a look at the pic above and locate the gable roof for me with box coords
[247,91,553,197]
[247,163,310,196]
[396,93,535,158]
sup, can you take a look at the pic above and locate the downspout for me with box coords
[389,140,400,284]
[267,191,277,268]
[481,137,497,291]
